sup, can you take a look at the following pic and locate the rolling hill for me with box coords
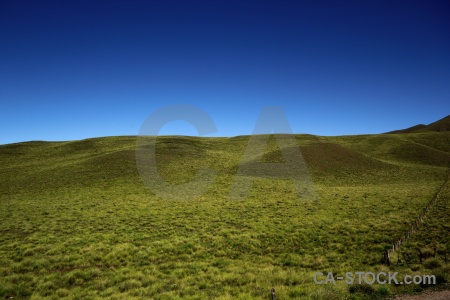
[0,129,449,299]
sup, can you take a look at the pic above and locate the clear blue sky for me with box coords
[1,0,449,144]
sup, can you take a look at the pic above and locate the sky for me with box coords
[1,0,449,144]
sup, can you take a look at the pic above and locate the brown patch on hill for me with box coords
[300,142,393,177]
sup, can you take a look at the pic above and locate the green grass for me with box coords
[0,132,449,299]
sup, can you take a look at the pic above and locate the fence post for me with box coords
[384,249,390,266]
[402,251,410,268]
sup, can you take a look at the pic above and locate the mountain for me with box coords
[386,115,450,134]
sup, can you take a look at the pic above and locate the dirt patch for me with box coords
[395,289,450,300]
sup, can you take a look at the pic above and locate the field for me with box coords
[0,132,449,299]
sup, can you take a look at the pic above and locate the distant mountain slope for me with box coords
[421,114,450,132]
[386,115,450,134]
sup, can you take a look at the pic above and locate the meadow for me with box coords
[0,132,449,299]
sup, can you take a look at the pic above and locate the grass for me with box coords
[0,132,449,299]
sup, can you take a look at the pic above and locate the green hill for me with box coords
[0,132,449,299]
[386,114,450,134]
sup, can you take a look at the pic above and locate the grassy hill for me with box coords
[0,132,449,299]
[386,115,450,134]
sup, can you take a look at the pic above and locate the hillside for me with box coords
[386,115,450,134]
[0,132,449,299]
[1,133,448,194]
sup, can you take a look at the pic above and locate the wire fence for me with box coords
[383,169,450,266]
